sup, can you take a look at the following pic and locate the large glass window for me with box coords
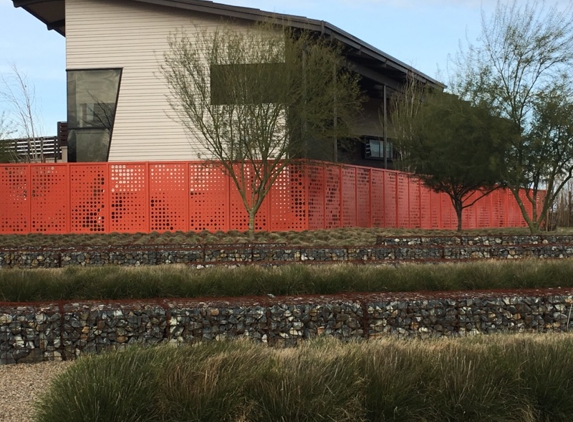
[67,69,122,162]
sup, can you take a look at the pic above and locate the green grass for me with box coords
[34,334,573,422]
[0,226,549,248]
[2,259,573,303]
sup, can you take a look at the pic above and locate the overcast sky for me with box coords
[0,0,566,136]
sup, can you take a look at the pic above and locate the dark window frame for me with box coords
[363,136,393,161]
[67,67,123,162]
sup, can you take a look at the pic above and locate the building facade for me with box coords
[13,0,442,169]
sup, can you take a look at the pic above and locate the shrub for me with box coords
[34,334,573,422]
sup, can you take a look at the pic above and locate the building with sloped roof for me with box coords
[12,0,442,168]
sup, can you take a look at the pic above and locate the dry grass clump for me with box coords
[3,259,573,302]
[35,334,573,422]
[0,227,540,248]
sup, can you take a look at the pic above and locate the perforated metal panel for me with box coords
[462,193,477,229]
[228,163,270,232]
[506,190,522,227]
[31,165,69,233]
[0,165,29,233]
[517,190,531,228]
[149,163,188,232]
[269,163,307,231]
[408,178,421,228]
[489,190,505,228]
[324,166,341,228]
[383,172,397,228]
[341,167,356,228]
[0,161,539,234]
[307,164,325,230]
[429,190,442,229]
[109,164,148,233]
[70,164,107,233]
[474,191,491,228]
[396,173,409,228]
[440,193,456,230]
[355,168,371,228]
[189,163,229,232]
[370,170,384,228]
[419,185,433,229]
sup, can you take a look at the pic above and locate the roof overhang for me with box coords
[13,0,65,35]
[12,0,444,89]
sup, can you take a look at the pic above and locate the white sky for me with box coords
[0,0,566,136]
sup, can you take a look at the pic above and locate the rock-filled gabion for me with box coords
[3,235,573,269]
[2,291,573,365]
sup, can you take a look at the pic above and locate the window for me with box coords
[364,137,393,160]
[210,63,285,105]
[67,69,122,162]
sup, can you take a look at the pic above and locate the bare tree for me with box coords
[452,0,573,233]
[1,63,44,162]
[162,23,363,238]
[0,111,16,162]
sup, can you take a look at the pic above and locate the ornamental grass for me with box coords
[35,334,573,422]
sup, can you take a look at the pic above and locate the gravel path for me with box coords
[0,361,72,422]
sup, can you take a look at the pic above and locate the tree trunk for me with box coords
[527,220,541,235]
[454,200,463,232]
[248,209,256,241]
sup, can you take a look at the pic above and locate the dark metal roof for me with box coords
[12,0,444,88]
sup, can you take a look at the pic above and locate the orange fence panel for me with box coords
[189,163,229,232]
[356,167,371,228]
[408,178,421,229]
[324,165,341,229]
[462,192,477,230]
[0,160,539,235]
[419,185,432,229]
[269,163,307,232]
[383,171,397,228]
[370,169,385,228]
[31,165,69,234]
[0,165,29,234]
[307,164,325,230]
[70,164,107,233]
[110,163,149,233]
[396,173,410,228]
[440,193,456,230]
[341,166,356,228]
[149,163,188,232]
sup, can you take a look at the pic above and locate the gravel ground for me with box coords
[0,361,72,422]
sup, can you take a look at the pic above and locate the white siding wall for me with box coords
[66,0,247,161]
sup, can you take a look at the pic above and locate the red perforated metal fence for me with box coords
[0,160,533,234]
